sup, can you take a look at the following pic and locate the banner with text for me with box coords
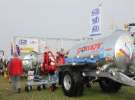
[15,37,39,53]
[89,7,101,36]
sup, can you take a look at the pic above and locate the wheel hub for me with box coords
[63,74,72,90]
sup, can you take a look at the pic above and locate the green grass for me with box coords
[0,77,135,100]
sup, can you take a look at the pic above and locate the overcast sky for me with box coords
[0,0,135,57]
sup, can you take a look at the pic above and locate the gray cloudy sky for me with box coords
[0,0,96,55]
[0,0,135,57]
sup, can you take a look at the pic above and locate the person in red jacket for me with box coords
[56,51,65,66]
[8,53,23,93]
[42,51,49,73]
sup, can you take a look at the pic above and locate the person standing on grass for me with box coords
[8,53,23,93]
[0,58,3,76]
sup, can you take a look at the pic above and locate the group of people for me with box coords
[1,49,66,93]
[40,50,65,91]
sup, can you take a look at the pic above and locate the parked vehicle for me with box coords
[58,30,135,96]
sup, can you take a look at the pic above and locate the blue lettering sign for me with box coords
[92,25,99,33]
[91,8,99,16]
[90,7,101,36]
[92,17,99,24]
[19,39,27,45]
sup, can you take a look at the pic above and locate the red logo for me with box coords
[77,42,101,54]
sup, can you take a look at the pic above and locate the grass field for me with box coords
[0,77,135,100]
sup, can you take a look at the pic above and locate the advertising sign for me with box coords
[15,37,39,53]
[90,7,101,36]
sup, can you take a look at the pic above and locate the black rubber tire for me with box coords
[37,85,42,91]
[61,71,84,97]
[99,78,122,93]
[25,85,32,92]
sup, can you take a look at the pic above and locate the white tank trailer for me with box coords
[58,29,135,97]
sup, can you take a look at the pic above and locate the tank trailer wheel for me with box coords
[61,71,84,97]
[99,78,122,93]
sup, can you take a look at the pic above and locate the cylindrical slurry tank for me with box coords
[67,30,135,71]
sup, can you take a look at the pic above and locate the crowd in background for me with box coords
[0,58,8,78]
[0,48,68,78]
[0,48,68,93]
